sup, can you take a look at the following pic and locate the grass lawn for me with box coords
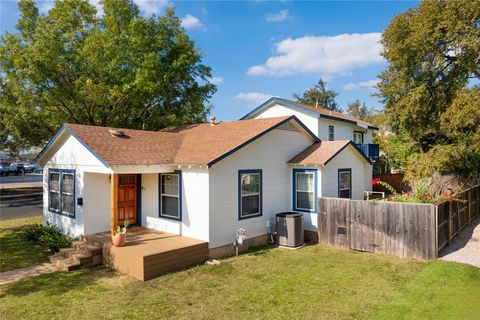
[0,217,479,320]
[0,216,49,272]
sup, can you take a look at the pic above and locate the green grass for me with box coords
[0,216,50,272]
[372,261,480,319]
[0,217,479,320]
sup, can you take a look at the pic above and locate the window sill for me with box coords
[238,213,262,220]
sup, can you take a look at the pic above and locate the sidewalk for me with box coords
[0,263,59,285]
[0,181,42,189]
[439,218,480,268]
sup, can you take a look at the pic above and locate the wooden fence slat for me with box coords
[316,185,479,260]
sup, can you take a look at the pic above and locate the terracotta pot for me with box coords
[111,234,126,247]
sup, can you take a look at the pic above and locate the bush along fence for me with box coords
[316,184,479,260]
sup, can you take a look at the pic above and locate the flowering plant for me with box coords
[370,179,457,204]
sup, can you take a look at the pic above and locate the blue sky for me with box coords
[0,0,417,121]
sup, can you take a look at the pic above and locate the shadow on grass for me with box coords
[247,244,276,256]
[0,267,118,298]
[0,224,50,272]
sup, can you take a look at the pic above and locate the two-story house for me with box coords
[240,97,379,161]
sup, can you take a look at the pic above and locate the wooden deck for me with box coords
[85,227,208,281]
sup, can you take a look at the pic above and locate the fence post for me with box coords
[468,189,472,223]
[448,200,452,245]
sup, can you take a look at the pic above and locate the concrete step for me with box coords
[49,254,81,272]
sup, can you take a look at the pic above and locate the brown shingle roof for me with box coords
[273,97,378,129]
[288,140,370,166]
[64,116,309,167]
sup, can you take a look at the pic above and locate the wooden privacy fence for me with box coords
[436,185,480,252]
[317,185,479,260]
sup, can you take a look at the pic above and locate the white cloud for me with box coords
[210,76,223,85]
[134,0,170,16]
[342,79,379,91]
[181,14,206,30]
[234,92,272,104]
[247,33,384,78]
[266,9,289,22]
[38,1,54,14]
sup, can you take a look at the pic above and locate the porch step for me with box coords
[50,240,103,272]
[50,254,82,272]
[72,241,103,256]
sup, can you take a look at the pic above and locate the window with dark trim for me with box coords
[328,126,335,141]
[159,172,182,221]
[48,169,75,218]
[293,168,317,212]
[338,169,352,199]
[238,170,262,220]
[353,131,364,144]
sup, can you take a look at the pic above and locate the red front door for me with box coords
[117,174,137,226]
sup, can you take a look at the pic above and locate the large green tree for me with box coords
[346,99,370,120]
[0,0,216,152]
[293,79,342,112]
[377,0,480,180]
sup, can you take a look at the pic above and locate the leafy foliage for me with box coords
[24,223,72,252]
[377,0,480,181]
[114,221,129,236]
[0,0,216,153]
[346,100,371,120]
[23,223,45,242]
[293,79,342,112]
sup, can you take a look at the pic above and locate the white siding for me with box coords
[320,145,372,200]
[43,134,110,237]
[83,173,110,234]
[208,127,314,248]
[142,169,210,242]
[318,118,372,143]
[43,168,84,237]
[251,102,373,143]
[254,104,319,138]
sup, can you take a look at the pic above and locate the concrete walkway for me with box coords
[439,218,480,268]
[0,263,59,285]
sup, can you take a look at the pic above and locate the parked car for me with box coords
[9,164,25,175]
[0,165,10,176]
[24,163,36,173]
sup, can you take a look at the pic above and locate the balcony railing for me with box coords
[357,143,379,161]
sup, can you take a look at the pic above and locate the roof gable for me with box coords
[288,140,372,166]
[241,97,378,130]
[35,125,109,167]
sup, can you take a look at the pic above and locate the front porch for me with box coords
[84,227,209,281]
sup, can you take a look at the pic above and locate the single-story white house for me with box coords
[36,114,372,257]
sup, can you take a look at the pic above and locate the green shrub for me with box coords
[24,223,72,253]
[24,224,45,242]
[38,231,72,252]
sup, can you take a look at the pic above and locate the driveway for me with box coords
[439,218,480,268]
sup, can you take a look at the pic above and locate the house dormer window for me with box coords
[328,126,334,141]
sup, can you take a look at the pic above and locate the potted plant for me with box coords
[111,221,129,247]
